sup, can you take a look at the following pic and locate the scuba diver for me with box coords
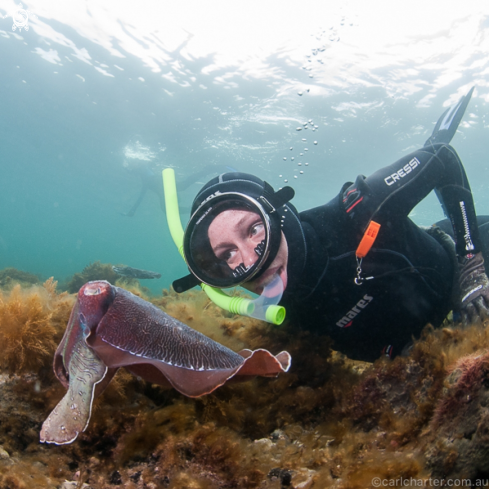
[169,87,489,362]
[122,160,236,217]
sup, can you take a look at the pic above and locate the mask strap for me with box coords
[260,184,295,213]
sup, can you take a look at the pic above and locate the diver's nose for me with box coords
[240,244,259,267]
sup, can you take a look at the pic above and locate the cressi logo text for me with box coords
[384,157,421,186]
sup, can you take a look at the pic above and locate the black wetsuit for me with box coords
[283,143,487,362]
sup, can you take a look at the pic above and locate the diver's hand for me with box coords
[459,252,489,326]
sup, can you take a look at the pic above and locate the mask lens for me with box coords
[184,197,270,287]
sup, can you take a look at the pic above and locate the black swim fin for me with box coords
[424,86,474,147]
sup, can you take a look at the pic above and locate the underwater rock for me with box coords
[41,281,291,445]
[0,267,41,289]
[426,351,489,481]
[268,467,292,486]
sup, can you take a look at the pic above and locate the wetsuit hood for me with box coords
[186,172,307,291]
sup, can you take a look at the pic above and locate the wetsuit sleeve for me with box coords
[343,143,481,257]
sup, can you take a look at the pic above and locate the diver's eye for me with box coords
[250,222,264,238]
[218,248,238,264]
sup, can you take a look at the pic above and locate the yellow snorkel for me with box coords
[162,168,285,325]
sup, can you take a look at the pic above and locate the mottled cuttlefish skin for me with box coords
[40,333,107,445]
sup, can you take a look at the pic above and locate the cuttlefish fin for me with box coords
[236,349,291,377]
[125,363,239,397]
[40,336,114,445]
[125,349,292,397]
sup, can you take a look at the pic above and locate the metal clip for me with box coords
[354,256,363,285]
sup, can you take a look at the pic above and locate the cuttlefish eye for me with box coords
[83,281,110,296]
[84,285,102,296]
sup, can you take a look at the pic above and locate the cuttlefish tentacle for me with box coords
[40,311,113,445]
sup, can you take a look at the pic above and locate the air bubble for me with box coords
[300,171,304,174]
[298,91,303,96]
[305,162,309,166]
[300,153,303,156]
[291,157,295,161]
[298,162,302,166]
[296,127,302,131]
[284,179,288,183]
[302,138,307,141]
[290,147,293,150]
[314,141,318,145]
[304,148,308,151]
[294,175,298,178]
[279,174,283,178]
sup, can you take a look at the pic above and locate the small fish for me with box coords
[112,265,161,279]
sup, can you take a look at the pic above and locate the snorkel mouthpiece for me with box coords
[249,274,286,324]
[162,168,286,325]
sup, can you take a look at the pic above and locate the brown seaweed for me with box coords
[0,278,74,375]
[2,276,489,487]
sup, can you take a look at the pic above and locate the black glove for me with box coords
[458,252,489,325]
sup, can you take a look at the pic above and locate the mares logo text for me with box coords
[336,294,373,328]
[384,157,421,186]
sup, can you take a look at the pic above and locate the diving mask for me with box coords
[183,193,279,289]
[174,176,294,292]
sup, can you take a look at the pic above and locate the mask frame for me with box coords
[183,192,281,289]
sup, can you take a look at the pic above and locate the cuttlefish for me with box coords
[112,265,161,279]
[40,281,291,445]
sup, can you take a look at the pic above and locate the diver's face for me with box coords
[207,209,288,292]
[208,209,265,271]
